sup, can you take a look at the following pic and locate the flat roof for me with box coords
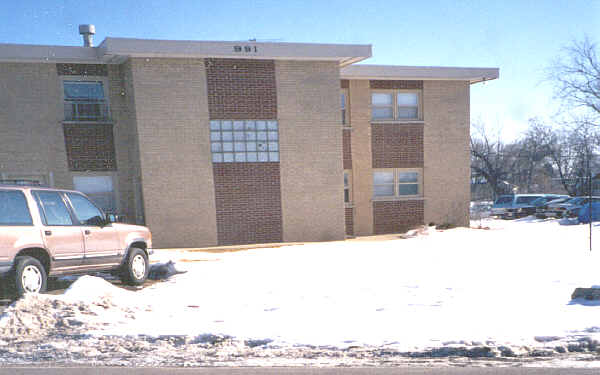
[0,38,372,67]
[341,64,499,84]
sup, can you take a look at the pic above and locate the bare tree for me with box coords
[470,123,513,200]
[546,117,600,195]
[550,36,600,118]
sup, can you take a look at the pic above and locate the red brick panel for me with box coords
[345,207,354,236]
[63,124,117,171]
[343,129,352,169]
[213,163,283,245]
[205,58,277,120]
[56,64,108,76]
[372,124,424,168]
[369,80,423,89]
[373,200,424,235]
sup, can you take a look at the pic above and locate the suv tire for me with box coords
[13,256,47,297]
[120,248,149,286]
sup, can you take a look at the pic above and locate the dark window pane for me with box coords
[0,191,32,225]
[67,193,104,226]
[398,184,419,195]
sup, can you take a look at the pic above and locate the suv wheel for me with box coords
[14,256,47,297]
[120,248,149,286]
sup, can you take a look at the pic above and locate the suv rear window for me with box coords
[0,190,33,225]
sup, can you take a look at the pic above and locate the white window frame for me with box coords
[371,89,422,122]
[373,168,423,200]
[62,76,111,122]
[341,89,350,127]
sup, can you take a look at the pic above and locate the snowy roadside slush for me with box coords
[2,218,600,367]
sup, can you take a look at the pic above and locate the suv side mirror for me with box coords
[88,215,109,227]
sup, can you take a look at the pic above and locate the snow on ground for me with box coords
[2,217,600,367]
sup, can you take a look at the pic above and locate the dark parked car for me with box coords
[544,197,600,218]
[535,197,572,218]
[565,197,600,218]
[504,194,569,219]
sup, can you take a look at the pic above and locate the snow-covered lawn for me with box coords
[3,217,600,367]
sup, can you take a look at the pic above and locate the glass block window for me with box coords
[210,120,279,163]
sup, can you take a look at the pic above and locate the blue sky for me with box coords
[2,0,599,140]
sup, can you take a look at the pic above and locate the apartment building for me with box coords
[0,26,498,248]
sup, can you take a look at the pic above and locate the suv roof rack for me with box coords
[0,179,47,187]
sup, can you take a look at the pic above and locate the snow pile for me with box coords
[0,276,146,340]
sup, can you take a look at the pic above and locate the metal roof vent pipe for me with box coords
[79,24,95,47]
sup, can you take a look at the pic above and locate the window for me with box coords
[373,169,422,198]
[66,193,105,226]
[73,175,116,214]
[371,91,421,121]
[34,191,73,226]
[344,170,352,203]
[63,81,109,121]
[210,120,279,163]
[341,90,349,126]
[0,191,32,226]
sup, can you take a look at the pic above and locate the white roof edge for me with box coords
[0,43,99,63]
[0,39,372,65]
[341,64,499,84]
[99,38,372,65]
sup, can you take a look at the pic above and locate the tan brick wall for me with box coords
[110,63,140,224]
[348,80,373,236]
[276,60,345,242]
[423,80,470,227]
[0,63,71,187]
[127,58,218,248]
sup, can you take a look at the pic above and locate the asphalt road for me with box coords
[1,367,600,375]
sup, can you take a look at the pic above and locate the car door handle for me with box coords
[45,230,52,236]
[84,230,91,235]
